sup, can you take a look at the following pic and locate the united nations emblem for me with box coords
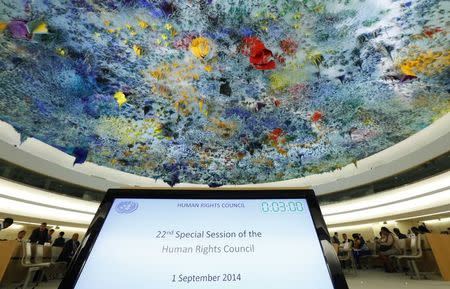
[115,201,139,214]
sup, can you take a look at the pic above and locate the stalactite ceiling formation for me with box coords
[0,0,449,186]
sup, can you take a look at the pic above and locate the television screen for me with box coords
[61,190,347,289]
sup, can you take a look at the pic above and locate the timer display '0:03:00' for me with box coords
[261,201,303,213]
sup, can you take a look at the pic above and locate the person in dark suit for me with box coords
[53,232,66,247]
[0,218,13,231]
[332,232,340,244]
[57,233,80,263]
[393,228,407,239]
[418,224,431,234]
[29,222,49,245]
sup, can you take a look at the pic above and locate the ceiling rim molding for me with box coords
[321,171,450,215]
[0,177,98,226]
[0,113,449,194]
[0,177,98,214]
[322,171,450,225]
[0,170,448,227]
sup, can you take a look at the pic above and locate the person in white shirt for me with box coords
[17,230,27,241]
[341,233,353,251]
[48,229,55,243]
[332,232,340,244]
[377,227,400,272]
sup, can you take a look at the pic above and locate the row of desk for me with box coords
[427,234,450,281]
[1,234,449,284]
[0,241,58,285]
[332,234,450,281]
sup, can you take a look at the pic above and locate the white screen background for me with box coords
[74,198,335,289]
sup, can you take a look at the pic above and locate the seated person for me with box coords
[47,229,55,243]
[29,222,49,245]
[418,224,430,234]
[57,233,80,263]
[410,226,420,236]
[53,232,66,247]
[341,233,353,251]
[339,233,354,269]
[352,233,370,269]
[17,230,27,242]
[332,232,340,244]
[393,228,407,239]
[406,229,415,238]
[0,218,13,231]
[377,227,399,273]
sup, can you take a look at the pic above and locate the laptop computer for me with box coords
[59,189,348,289]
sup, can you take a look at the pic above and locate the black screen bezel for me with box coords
[58,188,348,289]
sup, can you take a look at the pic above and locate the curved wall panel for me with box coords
[1,171,449,227]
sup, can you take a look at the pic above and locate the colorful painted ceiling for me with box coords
[0,1,449,186]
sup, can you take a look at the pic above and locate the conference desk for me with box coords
[0,242,55,285]
[426,234,450,281]
[2,235,449,283]
[334,235,447,279]
[0,241,17,283]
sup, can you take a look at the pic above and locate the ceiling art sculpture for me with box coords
[0,0,449,186]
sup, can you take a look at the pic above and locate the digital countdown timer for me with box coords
[261,201,303,213]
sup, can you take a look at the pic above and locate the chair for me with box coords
[360,242,378,269]
[395,234,424,279]
[15,242,51,289]
[48,246,66,280]
[391,238,407,271]
[34,245,45,264]
[338,248,357,275]
[50,246,63,263]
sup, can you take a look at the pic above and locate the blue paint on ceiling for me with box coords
[0,0,448,186]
